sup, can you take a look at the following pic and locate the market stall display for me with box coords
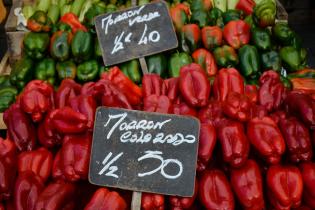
[0,0,315,209]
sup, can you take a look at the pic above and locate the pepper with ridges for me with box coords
[23,32,50,60]
[239,45,261,78]
[35,58,56,85]
[169,52,192,77]
[77,60,99,82]
[10,57,33,90]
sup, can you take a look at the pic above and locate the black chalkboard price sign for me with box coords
[94,1,178,66]
[89,107,200,196]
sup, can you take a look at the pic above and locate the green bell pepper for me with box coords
[253,0,276,27]
[239,45,260,78]
[209,8,225,28]
[56,60,77,80]
[191,0,211,12]
[84,2,106,28]
[77,60,99,82]
[0,87,18,112]
[169,52,193,77]
[23,32,50,59]
[280,75,292,89]
[213,45,239,67]
[10,57,33,90]
[0,75,12,88]
[119,59,142,84]
[35,58,56,85]
[146,54,168,78]
[106,4,117,13]
[223,9,243,23]
[50,31,71,61]
[273,22,293,46]
[290,32,303,49]
[47,4,60,24]
[251,27,271,51]
[95,38,102,58]
[244,15,257,29]
[190,10,210,28]
[71,31,93,63]
[280,46,304,72]
[261,50,281,72]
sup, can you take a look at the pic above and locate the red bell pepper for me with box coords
[236,0,256,15]
[18,147,53,183]
[201,26,223,50]
[60,133,92,181]
[169,3,190,32]
[300,162,315,208]
[4,103,37,151]
[84,188,127,210]
[198,100,225,128]
[164,77,180,102]
[270,110,286,125]
[179,63,210,107]
[173,101,197,117]
[0,138,17,201]
[55,79,81,108]
[142,74,166,98]
[213,68,244,101]
[14,171,44,210]
[279,117,312,163]
[230,160,265,210]
[34,180,76,210]
[245,84,258,103]
[223,20,250,49]
[285,92,315,128]
[81,82,97,97]
[169,180,198,210]
[20,80,55,122]
[144,95,173,114]
[267,165,303,210]
[101,66,142,106]
[247,117,285,164]
[52,150,65,180]
[199,170,235,209]
[60,13,87,34]
[258,70,285,112]
[192,48,218,77]
[223,92,252,122]
[197,123,216,172]
[218,120,249,168]
[141,193,164,210]
[249,104,267,120]
[181,24,201,53]
[0,204,4,210]
[69,95,97,131]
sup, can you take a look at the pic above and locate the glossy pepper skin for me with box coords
[190,10,210,28]
[84,2,106,28]
[198,100,225,128]
[279,117,312,163]
[14,171,44,210]
[201,26,223,50]
[280,46,305,72]
[223,92,251,122]
[60,13,87,34]
[23,32,50,60]
[239,45,260,78]
[0,138,17,201]
[236,0,255,15]
[213,68,244,101]
[230,160,265,210]
[27,10,52,32]
[179,63,210,107]
[245,84,258,103]
[20,80,55,122]
[77,60,99,82]
[180,24,201,54]
[146,54,168,78]
[209,7,224,28]
[223,10,244,23]
[300,162,315,208]
[199,170,235,210]
[168,52,192,78]
[192,48,218,77]
[169,3,190,32]
[84,188,127,210]
[35,58,56,85]
[18,147,53,183]
[267,165,303,210]
[247,117,285,164]
[34,181,76,210]
[50,31,72,61]
[55,79,81,108]
[10,57,33,90]
[261,50,281,72]
[119,59,142,84]
[56,61,77,80]
[164,78,179,102]
[4,103,37,151]
[258,70,285,112]
[223,20,250,49]
[251,27,271,51]
[253,0,276,28]
[141,193,165,210]
[71,30,92,63]
[218,120,249,168]
[142,74,166,98]
[213,45,239,67]
[102,66,142,106]
[197,123,216,171]
[273,22,293,46]
[0,87,18,112]
[144,95,173,114]
[173,101,197,117]
[169,180,198,210]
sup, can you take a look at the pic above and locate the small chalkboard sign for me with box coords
[94,1,178,66]
[89,107,200,196]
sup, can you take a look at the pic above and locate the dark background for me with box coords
[0,0,314,63]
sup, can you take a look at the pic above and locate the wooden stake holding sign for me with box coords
[92,1,200,209]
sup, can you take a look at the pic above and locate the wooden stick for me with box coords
[131,0,137,6]
[0,52,9,75]
[131,191,142,210]
[139,57,148,74]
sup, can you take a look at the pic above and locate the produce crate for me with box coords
[0,52,10,129]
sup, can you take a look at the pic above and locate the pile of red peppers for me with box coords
[1,63,315,210]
